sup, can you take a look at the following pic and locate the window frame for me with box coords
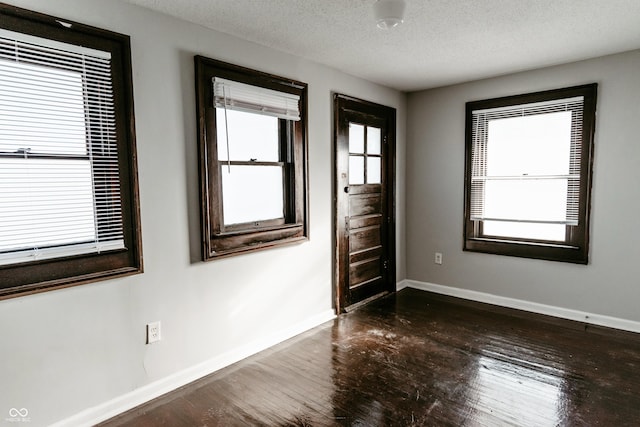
[195,56,309,260]
[463,84,597,264]
[0,4,142,299]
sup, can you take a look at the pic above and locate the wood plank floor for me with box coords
[101,288,640,426]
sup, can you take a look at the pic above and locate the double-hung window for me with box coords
[195,57,308,259]
[464,84,597,264]
[0,5,142,298]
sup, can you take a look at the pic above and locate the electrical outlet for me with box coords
[147,321,161,344]
[434,252,443,265]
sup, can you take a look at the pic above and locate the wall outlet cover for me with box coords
[147,321,161,344]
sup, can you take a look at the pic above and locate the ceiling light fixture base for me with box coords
[374,0,407,30]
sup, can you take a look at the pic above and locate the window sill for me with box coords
[206,224,307,260]
[467,237,578,250]
[214,222,303,237]
[464,237,587,264]
[206,234,308,260]
[0,265,142,301]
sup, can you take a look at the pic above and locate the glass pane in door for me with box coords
[349,156,365,185]
[349,123,365,153]
[367,157,381,184]
[367,127,381,155]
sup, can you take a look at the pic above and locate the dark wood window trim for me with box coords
[0,4,143,300]
[463,84,597,264]
[195,56,309,260]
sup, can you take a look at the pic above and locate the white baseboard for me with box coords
[51,309,336,427]
[398,279,640,334]
[396,280,409,291]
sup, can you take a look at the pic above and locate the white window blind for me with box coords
[470,96,584,226]
[213,77,301,121]
[0,30,124,266]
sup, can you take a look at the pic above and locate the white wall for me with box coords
[406,50,640,322]
[0,1,407,426]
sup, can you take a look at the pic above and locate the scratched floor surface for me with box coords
[101,288,640,426]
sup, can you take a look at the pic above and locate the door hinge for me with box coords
[345,216,350,232]
[383,260,389,270]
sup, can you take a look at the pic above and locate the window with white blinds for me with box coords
[470,97,583,230]
[196,56,308,260]
[213,77,301,121]
[0,29,124,266]
[212,76,302,228]
[463,84,597,264]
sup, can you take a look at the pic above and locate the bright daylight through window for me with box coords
[464,84,597,264]
[216,109,284,226]
[0,5,141,298]
[0,34,122,264]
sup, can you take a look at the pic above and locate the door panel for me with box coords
[349,214,381,230]
[349,258,381,286]
[350,246,382,264]
[350,226,381,253]
[349,194,381,216]
[334,94,396,312]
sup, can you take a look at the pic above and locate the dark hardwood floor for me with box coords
[101,288,640,426]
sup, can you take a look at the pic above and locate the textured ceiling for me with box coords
[121,0,640,92]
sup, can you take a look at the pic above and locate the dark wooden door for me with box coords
[334,94,396,312]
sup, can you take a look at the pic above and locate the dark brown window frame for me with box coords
[0,4,143,300]
[463,84,597,264]
[195,56,309,260]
